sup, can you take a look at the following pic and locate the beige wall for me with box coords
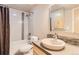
[30,5,50,39]
[64,9,73,32]
[64,7,79,33]
[73,7,79,33]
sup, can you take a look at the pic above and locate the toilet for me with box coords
[28,36,39,44]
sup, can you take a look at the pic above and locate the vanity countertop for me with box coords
[33,40,79,55]
[50,31,79,39]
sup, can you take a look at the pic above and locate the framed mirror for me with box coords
[50,8,65,31]
[50,4,79,33]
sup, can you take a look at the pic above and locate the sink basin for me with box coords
[41,38,65,50]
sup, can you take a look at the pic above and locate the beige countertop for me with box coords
[33,40,79,55]
[50,31,79,39]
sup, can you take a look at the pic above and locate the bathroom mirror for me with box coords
[50,4,79,33]
[50,8,65,31]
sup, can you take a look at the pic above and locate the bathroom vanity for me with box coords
[33,42,49,55]
[33,4,79,55]
[33,40,79,55]
[33,32,79,55]
[49,31,79,46]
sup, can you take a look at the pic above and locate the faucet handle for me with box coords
[54,33,58,39]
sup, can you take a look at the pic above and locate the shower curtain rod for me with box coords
[0,4,8,7]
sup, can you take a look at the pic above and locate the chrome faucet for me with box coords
[53,33,58,39]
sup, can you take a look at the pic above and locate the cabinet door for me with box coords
[33,44,46,55]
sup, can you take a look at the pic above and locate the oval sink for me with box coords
[41,38,65,50]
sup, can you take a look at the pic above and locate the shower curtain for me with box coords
[0,5,9,55]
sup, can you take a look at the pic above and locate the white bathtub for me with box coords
[10,40,33,55]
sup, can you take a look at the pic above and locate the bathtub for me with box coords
[10,40,33,55]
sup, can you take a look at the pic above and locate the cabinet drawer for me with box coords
[33,44,46,55]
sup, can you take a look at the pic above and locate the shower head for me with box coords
[25,12,33,17]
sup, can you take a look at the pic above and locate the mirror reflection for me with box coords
[50,4,79,33]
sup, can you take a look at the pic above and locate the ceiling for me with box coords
[6,4,79,12]
[6,4,37,12]
[51,4,79,12]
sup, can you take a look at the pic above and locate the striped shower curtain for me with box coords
[0,5,9,55]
